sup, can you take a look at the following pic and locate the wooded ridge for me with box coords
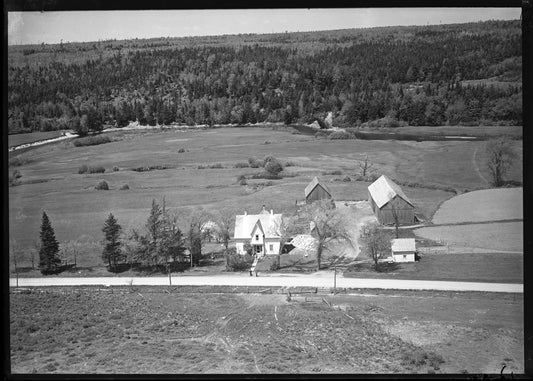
[7,19,522,135]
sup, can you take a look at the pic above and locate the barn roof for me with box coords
[304,176,331,198]
[234,210,283,240]
[367,175,414,209]
[391,238,416,253]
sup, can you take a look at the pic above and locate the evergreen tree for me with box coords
[39,211,61,274]
[102,213,123,268]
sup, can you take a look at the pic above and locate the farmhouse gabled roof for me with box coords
[391,238,416,253]
[368,175,414,209]
[304,176,331,198]
[234,210,283,240]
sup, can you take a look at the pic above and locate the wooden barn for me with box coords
[305,176,333,204]
[367,175,415,225]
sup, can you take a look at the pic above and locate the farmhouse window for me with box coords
[403,255,406,259]
[269,244,274,251]
[255,234,259,241]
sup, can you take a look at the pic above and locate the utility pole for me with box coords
[333,265,337,295]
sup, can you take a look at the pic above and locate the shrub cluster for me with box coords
[177,148,186,153]
[119,184,130,190]
[234,162,250,168]
[322,170,343,175]
[360,116,407,128]
[112,166,120,172]
[131,164,171,172]
[227,253,254,271]
[78,165,106,174]
[95,180,109,190]
[250,172,282,180]
[73,135,111,147]
[248,157,263,168]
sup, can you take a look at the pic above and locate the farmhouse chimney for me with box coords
[262,205,266,212]
[270,209,273,215]
[244,210,247,215]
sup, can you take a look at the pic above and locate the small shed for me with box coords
[367,175,415,225]
[391,238,416,263]
[305,176,333,204]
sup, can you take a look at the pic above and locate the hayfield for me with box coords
[415,221,523,253]
[8,126,522,270]
[431,188,522,224]
[414,187,523,252]
[9,288,523,374]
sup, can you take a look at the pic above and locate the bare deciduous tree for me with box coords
[358,154,375,178]
[187,208,211,267]
[486,137,518,187]
[300,199,354,271]
[363,224,390,270]
[215,208,235,270]
[272,215,296,270]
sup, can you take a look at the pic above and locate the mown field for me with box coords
[8,126,523,270]
[9,288,523,374]
[414,187,523,253]
[431,188,522,224]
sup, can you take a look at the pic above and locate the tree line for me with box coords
[7,20,522,135]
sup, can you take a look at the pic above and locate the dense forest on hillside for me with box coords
[7,20,522,134]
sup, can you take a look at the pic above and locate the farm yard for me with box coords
[9,288,523,374]
[8,125,522,273]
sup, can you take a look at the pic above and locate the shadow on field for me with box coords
[347,261,402,273]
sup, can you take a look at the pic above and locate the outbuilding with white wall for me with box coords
[391,238,416,263]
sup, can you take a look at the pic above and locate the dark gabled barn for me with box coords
[367,175,415,225]
[305,176,333,204]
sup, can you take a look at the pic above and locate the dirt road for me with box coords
[334,200,378,259]
[9,273,522,293]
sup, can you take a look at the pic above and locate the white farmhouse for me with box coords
[391,238,416,263]
[234,206,283,257]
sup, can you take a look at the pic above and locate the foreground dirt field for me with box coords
[10,288,522,374]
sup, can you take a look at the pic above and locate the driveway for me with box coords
[334,200,378,259]
[9,273,522,293]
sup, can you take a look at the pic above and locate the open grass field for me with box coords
[414,221,523,253]
[8,126,522,270]
[9,288,522,374]
[342,252,523,284]
[414,187,523,253]
[431,188,522,224]
[8,131,67,148]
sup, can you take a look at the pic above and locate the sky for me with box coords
[8,8,521,46]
